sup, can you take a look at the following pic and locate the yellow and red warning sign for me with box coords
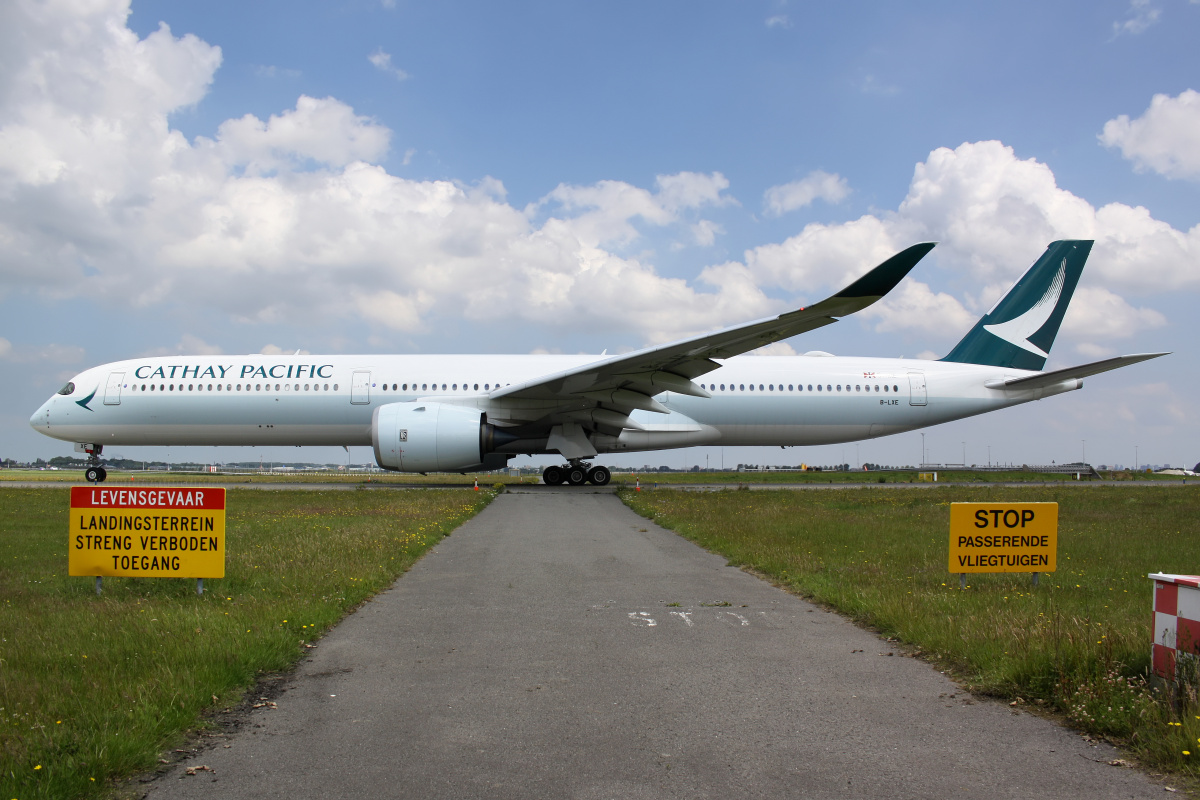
[948,502,1058,573]
[69,487,226,578]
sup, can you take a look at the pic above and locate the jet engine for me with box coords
[372,402,513,473]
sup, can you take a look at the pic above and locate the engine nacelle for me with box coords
[372,402,511,473]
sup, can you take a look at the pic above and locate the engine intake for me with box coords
[372,402,512,472]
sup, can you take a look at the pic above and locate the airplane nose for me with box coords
[30,402,49,430]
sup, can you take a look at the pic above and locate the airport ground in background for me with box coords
[0,467,1189,487]
[2,483,1199,798]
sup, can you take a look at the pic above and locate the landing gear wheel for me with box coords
[566,466,587,486]
[97,467,107,482]
[85,467,102,483]
[542,465,565,485]
[587,466,611,486]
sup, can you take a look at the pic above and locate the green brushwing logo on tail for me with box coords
[941,240,1092,371]
[981,257,1066,358]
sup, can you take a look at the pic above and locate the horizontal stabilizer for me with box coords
[984,352,1169,391]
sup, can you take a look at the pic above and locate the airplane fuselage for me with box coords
[30,353,1080,457]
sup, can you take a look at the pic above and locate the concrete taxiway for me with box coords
[146,492,1164,799]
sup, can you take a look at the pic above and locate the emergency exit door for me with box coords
[351,371,371,404]
[908,372,927,406]
[104,372,124,405]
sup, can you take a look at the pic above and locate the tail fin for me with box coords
[940,240,1092,370]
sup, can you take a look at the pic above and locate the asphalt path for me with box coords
[143,492,1161,797]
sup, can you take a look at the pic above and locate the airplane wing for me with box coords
[984,352,1169,391]
[490,242,936,419]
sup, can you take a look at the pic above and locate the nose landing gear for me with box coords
[542,461,611,486]
[80,444,107,483]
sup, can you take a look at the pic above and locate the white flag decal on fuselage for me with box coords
[982,259,1067,358]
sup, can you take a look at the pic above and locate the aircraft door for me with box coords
[908,371,927,406]
[351,371,371,404]
[104,372,124,405]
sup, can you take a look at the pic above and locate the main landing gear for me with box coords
[542,461,611,487]
[82,444,107,483]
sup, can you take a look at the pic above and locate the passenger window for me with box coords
[474,384,479,390]
[768,384,774,391]
[739,384,745,391]
[894,385,899,392]
[817,385,822,391]
[720,384,725,390]
[788,384,793,391]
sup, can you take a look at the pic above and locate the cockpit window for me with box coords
[57,382,75,396]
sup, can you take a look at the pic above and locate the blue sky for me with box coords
[1,0,1197,470]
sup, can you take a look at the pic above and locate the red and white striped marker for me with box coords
[474,478,479,491]
[1150,572,1200,680]
[635,478,640,492]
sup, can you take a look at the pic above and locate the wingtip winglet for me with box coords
[834,242,936,300]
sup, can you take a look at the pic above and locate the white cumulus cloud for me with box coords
[1100,89,1200,180]
[763,171,850,216]
[1060,286,1167,340]
[0,0,771,348]
[0,1,1191,360]
[739,141,1194,346]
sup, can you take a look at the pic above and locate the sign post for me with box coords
[69,487,226,590]
[949,503,1057,587]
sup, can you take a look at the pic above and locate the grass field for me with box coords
[0,486,492,799]
[622,485,1200,778]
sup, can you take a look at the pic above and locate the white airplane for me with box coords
[31,240,1165,486]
